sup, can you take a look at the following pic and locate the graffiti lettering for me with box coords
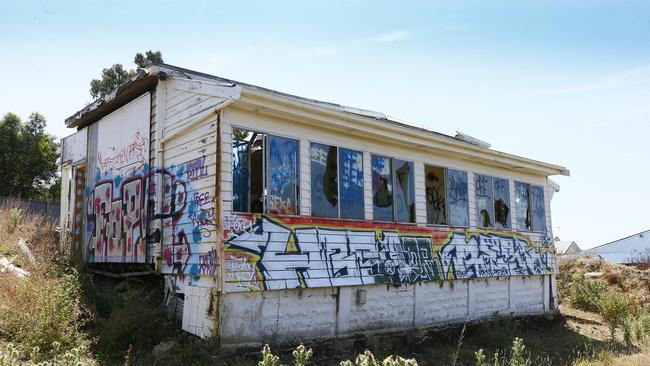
[186,156,208,181]
[224,215,554,292]
[97,131,148,174]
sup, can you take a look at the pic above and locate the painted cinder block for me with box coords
[348,284,415,332]
[414,280,469,327]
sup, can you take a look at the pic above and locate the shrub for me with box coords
[598,291,632,338]
[7,208,20,234]
[570,273,607,313]
[0,268,89,354]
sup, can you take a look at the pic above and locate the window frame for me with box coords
[514,181,546,233]
[370,154,416,224]
[474,172,511,229]
[309,140,365,220]
[231,126,301,216]
[424,164,470,228]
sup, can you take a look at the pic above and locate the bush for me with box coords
[0,267,90,355]
[7,208,20,234]
[598,291,632,338]
[570,273,607,313]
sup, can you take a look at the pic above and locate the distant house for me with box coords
[585,229,650,264]
[554,238,582,259]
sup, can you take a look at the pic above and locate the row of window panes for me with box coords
[231,128,546,231]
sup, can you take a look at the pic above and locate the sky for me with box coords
[1,0,649,248]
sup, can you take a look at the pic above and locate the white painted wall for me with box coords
[220,276,547,345]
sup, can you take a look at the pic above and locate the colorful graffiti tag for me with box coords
[223,215,554,292]
[86,164,217,275]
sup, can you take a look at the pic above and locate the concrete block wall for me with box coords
[219,275,548,346]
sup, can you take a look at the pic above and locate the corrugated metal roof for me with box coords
[585,229,650,263]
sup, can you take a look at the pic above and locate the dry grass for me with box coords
[0,199,62,269]
[558,257,650,310]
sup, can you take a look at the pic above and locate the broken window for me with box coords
[232,128,299,215]
[425,165,447,225]
[372,155,415,222]
[267,135,299,215]
[493,177,511,229]
[475,174,495,228]
[530,185,546,232]
[393,159,415,223]
[339,148,364,220]
[447,169,469,226]
[515,182,545,232]
[475,175,511,229]
[310,143,364,219]
[424,166,469,226]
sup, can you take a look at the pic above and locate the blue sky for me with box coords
[2,0,649,248]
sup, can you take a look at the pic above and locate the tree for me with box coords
[0,112,59,200]
[89,50,164,99]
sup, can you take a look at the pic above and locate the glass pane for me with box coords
[339,148,364,220]
[267,135,299,215]
[447,169,469,226]
[475,174,494,228]
[530,185,546,232]
[372,155,393,221]
[232,128,264,213]
[310,142,338,218]
[515,182,530,231]
[394,159,415,222]
[493,178,510,229]
[425,165,447,225]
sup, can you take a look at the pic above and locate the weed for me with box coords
[509,338,529,366]
[293,344,313,366]
[0,267,90,355]
[598,291,631,339]
[474,349,487,366]
[7,209,20,234]
[570,273,607,313]
[259,344,280,366]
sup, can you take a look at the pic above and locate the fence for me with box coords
[0,196,60,220]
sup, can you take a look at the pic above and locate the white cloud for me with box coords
[372,30,411,44]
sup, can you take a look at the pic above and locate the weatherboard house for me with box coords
[59,64,569,345]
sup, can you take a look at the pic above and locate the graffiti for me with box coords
[185,156,208,181]
[86,177,145,262]
[224,215,553,292]
[199,249,218,276]
[86,169,188,264]
[223,214,254,236]
[439,232,552,279]
[224,255,262,291]
[97,131,148,174]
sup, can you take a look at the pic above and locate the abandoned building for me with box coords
[59,64,570,345]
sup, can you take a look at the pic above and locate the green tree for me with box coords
[89,50,164,99]
[0,112,58,199]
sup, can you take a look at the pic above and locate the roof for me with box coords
[585,229,650,264]
[554,240,581,255]
[65,63,570,177]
